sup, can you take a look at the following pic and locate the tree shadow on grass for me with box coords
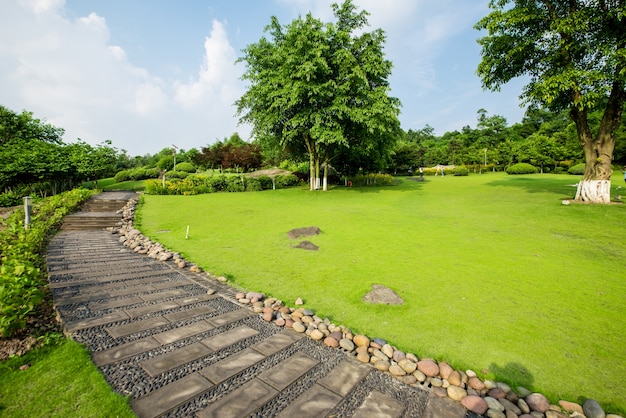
[335,177,425,194]
[486,176,578,197]
[487,362,534,392]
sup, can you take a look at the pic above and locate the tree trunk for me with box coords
[322,161,328,191]
[571,80,625,203]
[304,134,316,191]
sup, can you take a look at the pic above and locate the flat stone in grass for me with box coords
[287,226,321,239]
[294,240,319,251]
[362,284,404,305]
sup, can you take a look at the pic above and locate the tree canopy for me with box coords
[475,0,626,202]
[236,0,401,190]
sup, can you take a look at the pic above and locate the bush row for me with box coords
[0,188,95,337]
[349,173,395,187]
[114,167,160,183]
[144,173,301,195]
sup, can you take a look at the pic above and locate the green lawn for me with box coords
[136,172,626,413]
[0,339,134,417]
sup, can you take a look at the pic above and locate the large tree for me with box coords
[236,0,401,190]
[476,0,626,203]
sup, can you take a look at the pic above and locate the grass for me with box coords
[136,172,626,413]
[81,177,146,191]
[0,339,134,417]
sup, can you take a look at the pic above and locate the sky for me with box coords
[1,0,529,157]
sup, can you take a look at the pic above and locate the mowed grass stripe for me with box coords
[136,172,626,412]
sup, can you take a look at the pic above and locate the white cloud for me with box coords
[19,0,64,15]
[175,20,240,109]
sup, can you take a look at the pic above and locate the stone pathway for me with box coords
[46,194,470,418]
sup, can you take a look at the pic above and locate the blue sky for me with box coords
[1,0,528,156]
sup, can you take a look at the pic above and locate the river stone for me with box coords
[526,393,550,413]
[499,398,522,415]
[517,398,530,414]
[381,344,394,358]
[374,361,390,372]
[484,380,497,390]
[292,322,306,333]
[496,382,512,393]
[489,388,507,399]
[263,311,273,322]
[486,410,506,418]
[413,370,426,382]
[439,362,453,379]
[389,365,406,377]
[462,395,488,415]
[448,371,462,386]
[356,352,370,363]
[517,387,532,397]
[352,335,370,347]
[406,353,419,363]
[583,399,606,418]
[417,359,439,377]
[246,291,264,301]
[485,397,505,412]
[392,350,405,362]
[323,336,339,348]
[363,284,405,305]
[447,385,467,401]
[398,359,417,374]
[372,349,389,361]
[558,401,583,414]
[469,376,485,390]
[402,375,417,385]
[295,240,318,250]
[546,411,567,418]
[339,338,355,351]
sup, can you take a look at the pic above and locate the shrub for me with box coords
[114,170,131,183]
[506,163,539,175]
[275,174,299,188]
[144,180,168,195]
[226,176,245,192]
[208,175,228,192]
[453,166,469,176]
[554,167,565,174]
[0,188,94,337]
[245,178,262,192]
[165,171,189,179]
[351,173,394,187]
[257,175,274,190]
[568,163,586,175]
[175,162,196,173]
[0,191,23,207]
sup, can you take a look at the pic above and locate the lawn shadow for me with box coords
[488,362,534,392]
[486,176,577,197]
[336,177,425,194]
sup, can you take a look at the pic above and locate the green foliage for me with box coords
[274,174,300,188]
[506,163,539,175]
[453,166,469,176]
[175,162,196,173]
[568,163,586,175]
[245,178,262,192]
[350,173,394,187]
[114,167,160,183]
[257,175,274,190]
[165,170,189,179]
[0,188,94,337]
[226,176,245,193]
[236,0,401,189]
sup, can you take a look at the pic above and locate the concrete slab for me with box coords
[106,316,171,339]
[317,358,371,397]
[163,304,215,323]
[258,351,319,391]
[140,288,189,302]
[205,308,253,326]
[199,347,267,384]
[354,390,405,418]
[252,330,303,356]
[174,293,218,306]
[90,295,145,310]
[92,337,161,366]
[274,383,342,418]
[153,320,215,345]
[124,301,180,318]
[131,373,212,418]
[201,325,259,351]
[141,342,212,377]
[195,378,278,418]
[64,311,130,332]
[423,393,467,418]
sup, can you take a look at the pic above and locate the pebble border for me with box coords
[109,197,622,418]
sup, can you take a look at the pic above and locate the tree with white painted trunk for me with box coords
[476,0,626,203]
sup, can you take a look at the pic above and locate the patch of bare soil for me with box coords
[0,290,63,361]
[287,226,321,240]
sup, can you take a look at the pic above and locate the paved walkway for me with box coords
[46,193,469,418]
